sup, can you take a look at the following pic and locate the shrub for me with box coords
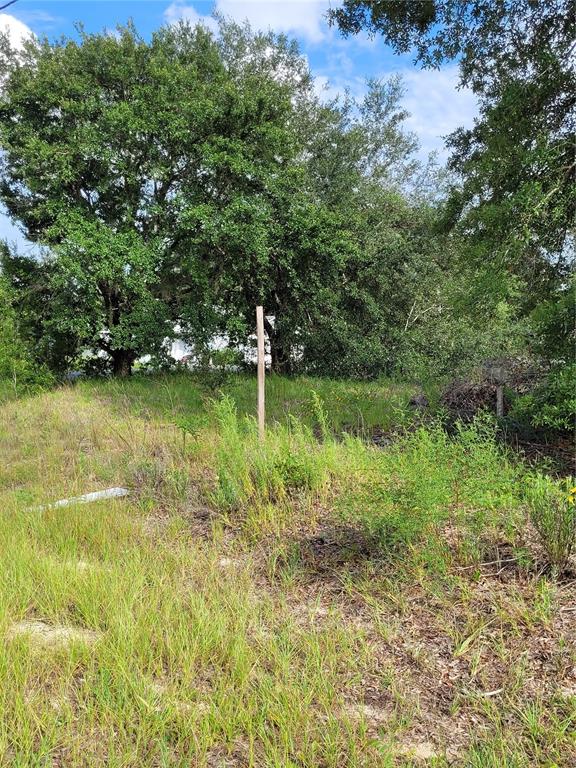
[310,389,330,440]
[197,348,245,391]
[511,364,576,432]
[524,474,576,573]
[338,417,523,560]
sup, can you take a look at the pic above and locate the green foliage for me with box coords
[529,277,576,361]
[0,16,454,379]
[310,390,330,441]
[330,0,575,356]
[525,475,576,573]
[295,80,449,378]
[0,8,568,383]
[301,192,444,378]
[211,395,335,514]
[129,456,190,509]
[0,20,316,375]
[82,372,412,437]
[395,252,529,381]
[193,348,245,392]
[511,364,576,432]
[50,216,174,375]
[2,372,575,767]
[338,417,522,558]
[0,250,78,374]
[0,274,53,398]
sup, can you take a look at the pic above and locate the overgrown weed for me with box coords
[335,417,524,569]
[211,395,338,524]
[524,474,576,574]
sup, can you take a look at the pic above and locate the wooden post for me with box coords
[496,384,504,418]
[486,361,506,418]
[256,306,265,442]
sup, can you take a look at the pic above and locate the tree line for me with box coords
[0,2,573,385]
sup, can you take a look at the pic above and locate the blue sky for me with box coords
[0,1,477,249]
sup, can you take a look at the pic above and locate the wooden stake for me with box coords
[256,306,265,441]
[496,384,504,418]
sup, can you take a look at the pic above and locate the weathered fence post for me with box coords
[486,361,507,418]
[256,306,265,442]
[496,383,504,418]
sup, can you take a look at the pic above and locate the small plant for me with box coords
[200,348,244,391]
[310,390,331,440]
[273,453,315,494]
[174,414,207,450]
[525,474,576,574]
[210,395,336,519]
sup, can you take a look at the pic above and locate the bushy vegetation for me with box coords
[512,364,576,432]
[0,275,53,398]
[525,475,576,573]
[0,10,572,384]
[206,390,576,578]
[337,418,523,561]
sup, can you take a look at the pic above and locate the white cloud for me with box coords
[217,0,330,42]
[319,66,477,155]
[401,66,478,157]
[165,1,333,43]
[313,72,365,103]
[0,13,33,50]
[313,75,339,101]
[164,1,219,33]
[14,10,59,25]
[312,65,478,159]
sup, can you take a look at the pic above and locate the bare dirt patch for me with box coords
[7,620,101,649]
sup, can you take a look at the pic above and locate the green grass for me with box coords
[79,372,413,435]
[0,375,574,766]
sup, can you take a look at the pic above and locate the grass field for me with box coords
[0,374,574,766]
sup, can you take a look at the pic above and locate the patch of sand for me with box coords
[397,742,438,761]
[7,620,101,648]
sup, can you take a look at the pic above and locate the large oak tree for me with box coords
[0,21,324,373]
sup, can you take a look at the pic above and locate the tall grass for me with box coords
[79,372,413,434]
[211,395,338,521]
[0,378,573,766]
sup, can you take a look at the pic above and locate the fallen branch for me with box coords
[479,688,503,698]
[456,557,518,571]
[33,487,129,511]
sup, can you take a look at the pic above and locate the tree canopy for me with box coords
[330,1,575,265]
[0,9,570,382]
[0,21,333,373]
[0,18,447,376]
[329,0,575,366]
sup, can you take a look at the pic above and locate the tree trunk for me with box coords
[264,317,291,374]
[111,349,134,377]
[270,341,291,374]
